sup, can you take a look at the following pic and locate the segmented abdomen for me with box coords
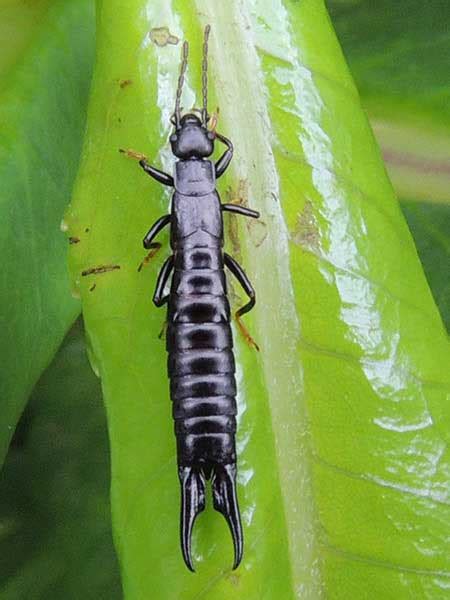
[167,245,237,468]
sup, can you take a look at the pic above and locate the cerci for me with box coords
[135,26,259,571]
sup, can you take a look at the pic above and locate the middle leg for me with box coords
[153,255,174,307]
[222,204,260,219]
[143,214,170,249]
[138,214,171,272]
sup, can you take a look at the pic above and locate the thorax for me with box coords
[173,158,215,197]
[171,159,222,248]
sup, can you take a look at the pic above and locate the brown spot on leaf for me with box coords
[248,218,268,248]
[225,180,267,249]
[68,236,80,245]
[150,26,179,47]
[81,264,120,277]
[225,181,247,260]
[119,79,133,89]
[229,179,249,208]
[119,147,147,161]
[137,243,162,272]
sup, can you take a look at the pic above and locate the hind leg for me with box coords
[224,253,259,351]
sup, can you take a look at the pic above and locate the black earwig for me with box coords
[137,26,259,571]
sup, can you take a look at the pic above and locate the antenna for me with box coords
[174,40,189,128]
[201,25,211,126]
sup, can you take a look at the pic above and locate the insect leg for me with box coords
[214,132,233,178]
[224,253,259,351]
[139,159,174,186]
[153,255,174,307]
[143,214,170,249]
[222,204,260,219]
[224,253,255,316]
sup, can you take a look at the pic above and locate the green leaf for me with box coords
[67,1,450,597]
[327,1,450,120]
[328,0,450,330]
[0,0,95,464]
[0,319,122,599]
[401,201,450,331]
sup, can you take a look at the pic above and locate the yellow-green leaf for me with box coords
[66,1,450,597]
[328,0,450,330]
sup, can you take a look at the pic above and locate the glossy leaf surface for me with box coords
[0,0,94,464]
[67,1,450,597]
[328,0,450,329]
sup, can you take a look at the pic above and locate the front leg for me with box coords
[139,159,174,187]
[215,132,233,178]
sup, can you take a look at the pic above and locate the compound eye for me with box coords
[207,131,215,140]
[170,134,178,143]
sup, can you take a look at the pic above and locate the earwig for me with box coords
[135,26,259,571]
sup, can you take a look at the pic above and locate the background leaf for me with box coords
[0,319,121,599]
[66,1,450,598]
[327,0,450,330]
[400,200,450,328]
[0,0,94,465]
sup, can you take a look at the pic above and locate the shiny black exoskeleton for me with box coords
[137,27,259,571]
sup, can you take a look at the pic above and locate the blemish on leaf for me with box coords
[138,243,162,272]
[119,79,132,89]
[291,201,320,252]
[225,181,247,259]
[89,283,96,292]
[231,179,249,209]
[225,179,267,249]
[81,264,120,277]
[119,147,147,161]
[149,26,179,47]
[249,218,268,248]
[226,572,241,587]
[208,107,220,132]
[68,236,80,245]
